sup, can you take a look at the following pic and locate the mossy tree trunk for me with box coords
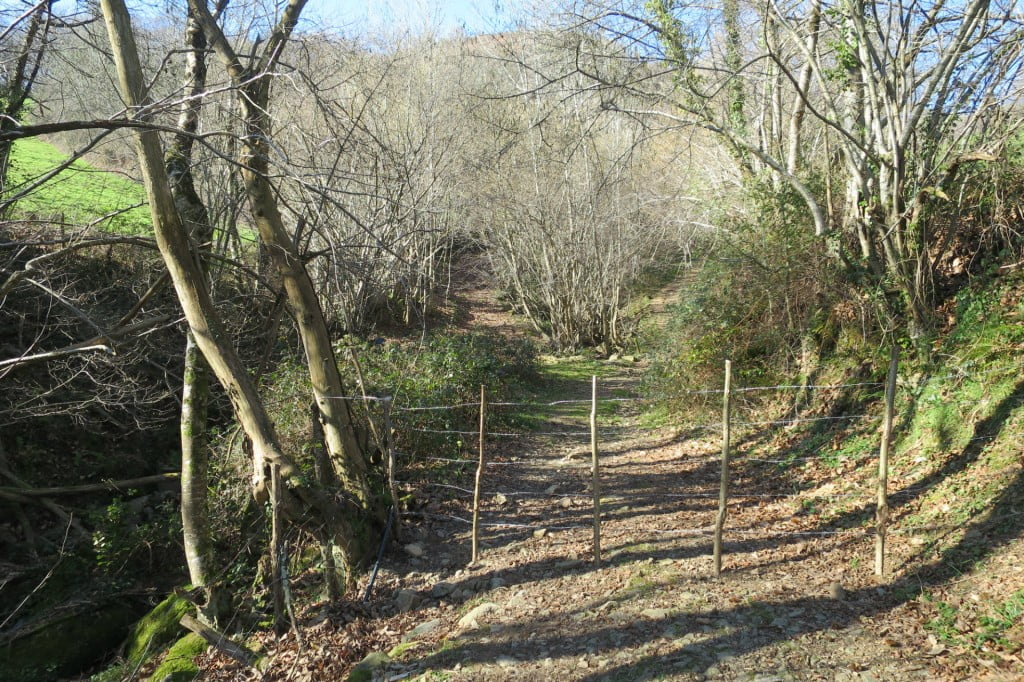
[170,7,217,624]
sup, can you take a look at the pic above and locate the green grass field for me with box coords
[4,138,152,234]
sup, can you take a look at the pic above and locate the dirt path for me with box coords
[193,271,1021,682]
[351,367,966,682]
[645,267,690,324]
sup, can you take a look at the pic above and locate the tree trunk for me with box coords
[180,337,209,586]
[785,0,822,176]
[237,141,373,510]
[100,0,368,573]
[185,0,376,517]
[723,0,746,136]
[102,0,272,487]
[169,7,232,624]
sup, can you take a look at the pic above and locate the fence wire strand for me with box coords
[408,427,628,438]
[345,357,1024,574]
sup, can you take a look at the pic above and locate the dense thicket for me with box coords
[1,1,1023,675]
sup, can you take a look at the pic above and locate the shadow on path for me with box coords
[397,378,1024,680]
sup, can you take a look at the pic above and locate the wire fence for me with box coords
[336,355,1023,576]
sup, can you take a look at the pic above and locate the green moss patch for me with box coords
[126,594,191,665]
[148,633,207,682]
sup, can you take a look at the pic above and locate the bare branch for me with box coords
[0,472,179,498]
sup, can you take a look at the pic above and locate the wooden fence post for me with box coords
[471,384,486,564]
[713,359,732,577]
[875,347,899,576]
[591,375,601,566]
[383,397,400,541]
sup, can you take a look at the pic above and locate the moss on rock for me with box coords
[126,593,191,665]
[147,633,207,682]
[347,651,390,681]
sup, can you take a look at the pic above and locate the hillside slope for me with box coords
[178,270,1024,682]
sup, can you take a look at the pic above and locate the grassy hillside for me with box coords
[889,275,1024,654]
[4,138,152,234]
[724,270,1024,660]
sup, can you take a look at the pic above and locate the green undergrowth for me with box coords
[900,276,1024,459]
[924,588,1024,654]
[790,273,1024,658]
[507,353,626,428]
[263,330,538,472]
[686,273,1024,604]
[665,272,1024,667]
[5,138,152,234]
[612,560,681,603]
[781,363,888,470]
[643,186,836,420]
[895,273,1024,542]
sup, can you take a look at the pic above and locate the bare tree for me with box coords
[184,0,378,513]
[99,0,380,582]
[469,32,681,351]
[791,0,1024,337]
[570,0,1024,341]
[0,1,53,199]
[270,33,471,334]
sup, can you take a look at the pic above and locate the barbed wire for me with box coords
[324,394,390,402]
[319,359,1024,416]
[404,511,588,531]
[324,360,1024,565]
[397,490,982,552]
[482,520,591,531]
[491,397,641,407]
[407,427,629,438]
[407,428,478,436]
[735,381,885,394]
[739,454,833,464]
[660,492,783,499]
[409,510,1018,539]
[321,396,637,411]
[414,483,585,501]
[734,413,874,427]
[684,412,875,433]
[928,358,1024,383]
[645,527,713,536]
[636,525,951,539]
[402,457,939,505]
[915,393,1024,410]
[417,456,567,468]
[736,451,877,464]
[396,402,479,412]
[408,427,594,437]
[640,526,866,538]
[419,456,475,465]
[399,479,931,505]
[419,483,473,496]
[729,524,872,536]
